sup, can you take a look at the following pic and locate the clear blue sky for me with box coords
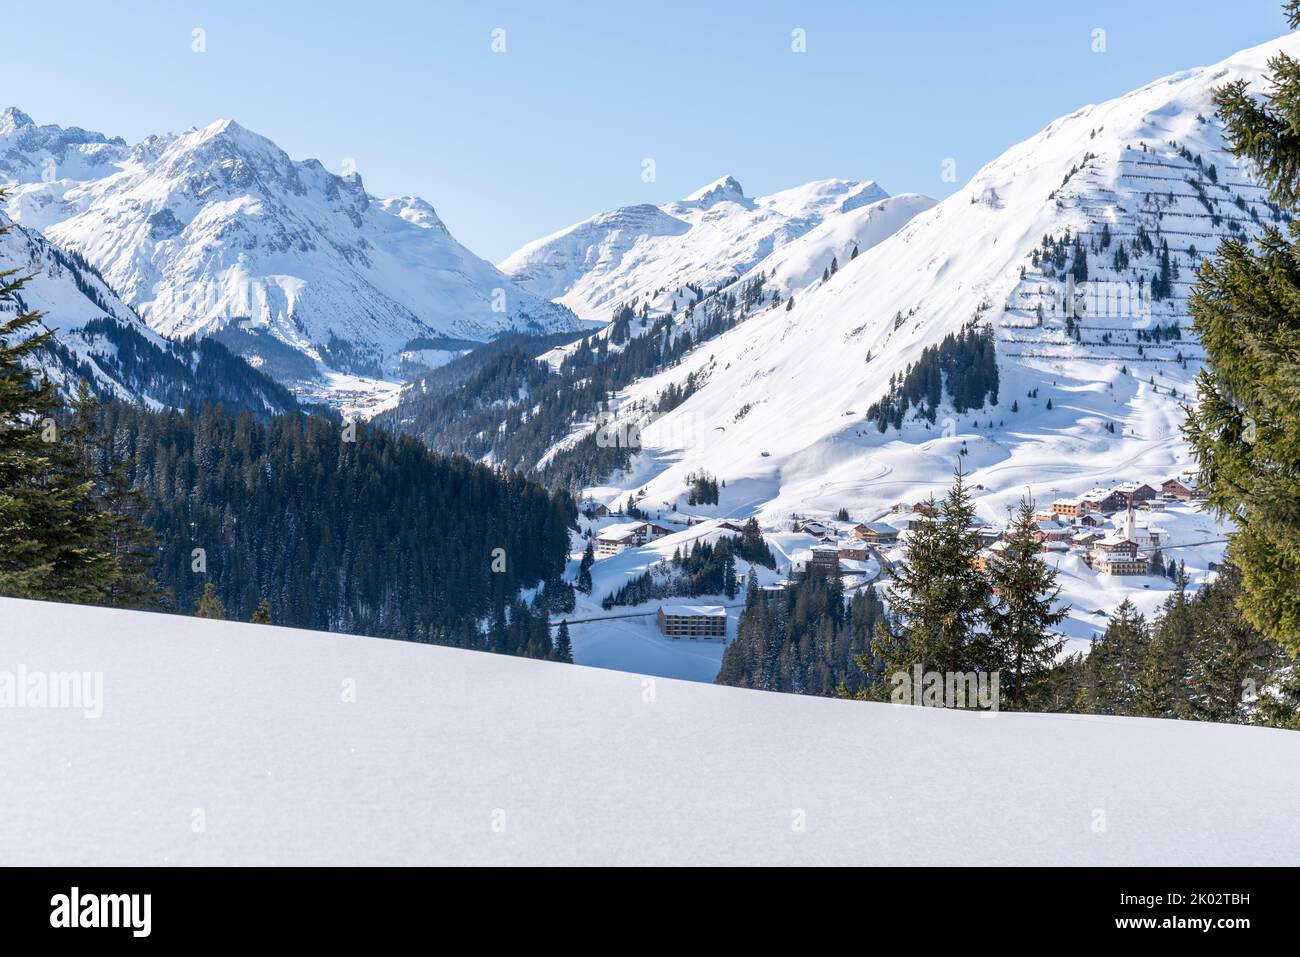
[3,1,1292,262]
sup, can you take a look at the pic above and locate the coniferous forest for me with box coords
[864,323,999,431]
[85,401,576,651]
[717,569,884,696]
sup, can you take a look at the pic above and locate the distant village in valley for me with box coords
[571,472,1212,652]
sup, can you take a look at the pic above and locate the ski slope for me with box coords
[2,597,1296,865]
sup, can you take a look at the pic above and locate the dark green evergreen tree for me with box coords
[554,620,574,663]
[988,500,1067,709]
[1185,2,1300,654]
[1075,600,1148,716]
[0,215,117,603]
[860,468,993,699]
[577,540,594,594]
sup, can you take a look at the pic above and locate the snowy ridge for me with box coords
[0,107,128,186]
[499,175,903,323]
[3,596,1296,865]
[0,112,591,412]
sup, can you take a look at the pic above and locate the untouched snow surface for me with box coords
[2,597,1297,865]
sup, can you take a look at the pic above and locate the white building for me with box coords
[596,520,673,556]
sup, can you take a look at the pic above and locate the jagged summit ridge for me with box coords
[500,173,916,322]
[0,110,589,412]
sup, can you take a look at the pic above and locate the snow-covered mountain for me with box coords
[5,596,1297,865]
[0,110,590,414]
[500,174,930,322]
[0,107,128,185]
[0,210,297,415]
[568,32,1298,545]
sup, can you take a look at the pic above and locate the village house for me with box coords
[837,540,871,561]
[1080,487,1123,513]
[1113,481,1158,505]
[596,522,645,556]
[1033,520,1073,545]
[1051,497,1084,518]
[798,520,832,538]
[1090,539,1148,575]
[810,542,841,569]
[972,540,1007,574]
[889,510,929,531]
[657,604,727,639]
[579,499,611,519]
[854,522,900,545]
[1162,474,1202,501]
[791,543,840,579]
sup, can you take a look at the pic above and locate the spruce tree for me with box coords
[1076,600,1148,715]
[1182,563,1275,722]
[1185,2,1300,653]
[195,582,226,620]
[577,540,594,594]
[250,598,272,624]
[0,214,117,603]
[1135,606,1186,718]
[988,500,1067,709]
[862,467,993,698]
[554,620,573,663]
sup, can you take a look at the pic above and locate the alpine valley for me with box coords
[3,31,1296,684]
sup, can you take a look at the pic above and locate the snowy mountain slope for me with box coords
[721,191,936,306]
[0,111,590,412]
[572,33,1300,597]
[499,175,912,323]
[3,596,1296,865]
[0,211,296,414]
